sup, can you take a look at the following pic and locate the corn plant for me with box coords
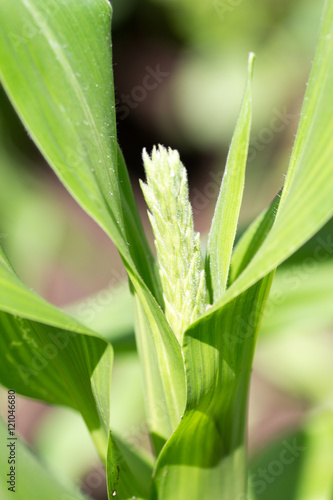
[0,0,333,499]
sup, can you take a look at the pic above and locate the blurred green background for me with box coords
[0,0,332,498]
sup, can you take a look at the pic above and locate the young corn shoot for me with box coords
[140,146,209,342]
[0,1,333,499]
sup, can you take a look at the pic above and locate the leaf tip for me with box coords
[248,52,256,79]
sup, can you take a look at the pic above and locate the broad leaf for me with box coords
[0,246,151,500]
[152,274,274,499]
[0,0,185,448]
[0,0,160,299]
[0,246,112,447]
[69,282,185,456]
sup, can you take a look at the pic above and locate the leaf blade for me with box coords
[206,0,333,318]
[0,0,160,300]
[152,274,274,499]
[207,53,254,300]
[0,246,152,499]
[0,0,184,457]
[229,192,281,283]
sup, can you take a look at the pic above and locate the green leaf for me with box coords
[0,416,91,500]
[154,4,333,494]
[229,193,281,284]
[34,352,149,485]
[0,0,159,301]
[150,51,272,499]
[0,246,152,500]
[210,0,333,311]
[207,53,255,300]
[152,275,274,499]
[150,3,333,486]
[0,0,185,459]
[0,245,112,458]
[108,434,153,499]
[132,292,185,455]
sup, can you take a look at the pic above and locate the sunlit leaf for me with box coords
[0,0,160,299]
[207,52,254,300]
[0,0,185,452]
[0,246,152,499]
[229,193,281,283]
[152,2,333,496]
[149,72,276,494]
[152,274,274,499]
[210,0,333,313]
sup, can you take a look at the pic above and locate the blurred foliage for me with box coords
[250,409,333,500]
[0,415,91,500]
[113,0,320,148]
[0,88,65,289]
